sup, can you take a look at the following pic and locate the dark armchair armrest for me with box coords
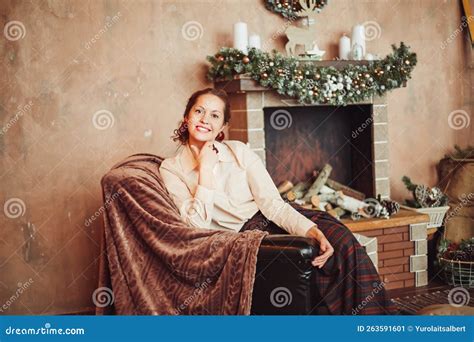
[251,235,322,315]
[257,234,318,263]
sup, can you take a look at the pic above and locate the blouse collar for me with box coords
[179,140,234,174]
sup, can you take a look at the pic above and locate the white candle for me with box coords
[248,34,261,50]
[233,22,248,54]
[339,34,351,60]
[351,24,366,58]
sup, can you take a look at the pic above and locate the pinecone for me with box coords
[383,199,400,215]
[462,245,474,261]
[377,195,400,216]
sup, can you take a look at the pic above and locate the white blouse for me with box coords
[158,140,316,237]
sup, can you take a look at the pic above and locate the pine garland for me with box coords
[265,0,328,20]
[206,42,417,106]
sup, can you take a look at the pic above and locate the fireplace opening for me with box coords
[263,104,375,198]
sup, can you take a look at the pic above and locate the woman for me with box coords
[159,87,397,315]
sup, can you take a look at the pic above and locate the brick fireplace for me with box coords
[218,77,390,200]
[216,75,431,290]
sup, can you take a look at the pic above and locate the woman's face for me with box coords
[185,94,226,143]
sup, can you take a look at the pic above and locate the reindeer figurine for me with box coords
[285,0,325,58]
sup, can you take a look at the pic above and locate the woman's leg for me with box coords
[240,203,398,315]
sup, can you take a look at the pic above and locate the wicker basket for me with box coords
[401,205,450,228]
[438,257,474,288]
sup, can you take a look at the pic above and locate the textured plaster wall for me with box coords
[0,0,471,314]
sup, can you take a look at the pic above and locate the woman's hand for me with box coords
[191,141,219,191]
[190,141,219,171]
[305,225,334,268]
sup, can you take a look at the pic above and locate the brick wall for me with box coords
[357,223,428,290]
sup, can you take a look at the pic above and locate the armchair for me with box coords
[99,153,327,315]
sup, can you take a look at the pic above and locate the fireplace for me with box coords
[220,77,390,200]
[264,104,375,198]
[216,76,431,290]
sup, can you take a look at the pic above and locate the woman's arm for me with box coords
[243,147,316,237]
[243,145,334,268]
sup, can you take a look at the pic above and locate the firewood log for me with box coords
[327,207,346,219]
[331,194,368,214]
[311,191,343,208]
[326,178,366,201]
[319,185,336,194]
[294,198,306,205]
[317,191,344,202]
[318,201,328,211]
[334,207,346,218]
[285,180,311,201]
[313,170,366,200]
[303,164,332,202]
[310,195,320,208]
[277,180,294,194]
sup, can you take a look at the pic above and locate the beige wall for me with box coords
[0,0,472,314]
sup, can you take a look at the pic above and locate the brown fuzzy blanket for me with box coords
[96,153,268,315]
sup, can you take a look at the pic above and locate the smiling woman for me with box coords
[161,88,333,258]
[159,87,396,314]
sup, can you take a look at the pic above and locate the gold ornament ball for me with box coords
[243,56,250,64]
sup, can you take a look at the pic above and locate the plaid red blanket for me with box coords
[240,203,398,315]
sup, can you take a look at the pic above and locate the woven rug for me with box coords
[391,288,474,315]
